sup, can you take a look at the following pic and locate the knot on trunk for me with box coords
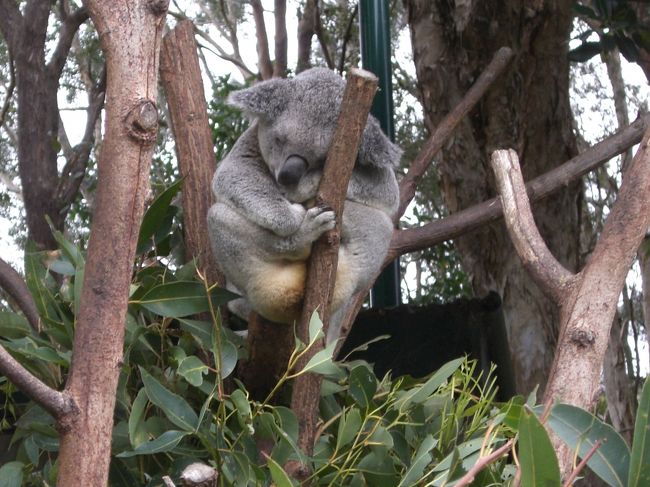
[126,100,158,145]
[147,0,170,16]
[569,327,596,348]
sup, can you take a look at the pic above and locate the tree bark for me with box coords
[56,1,168,485]
[404,0,579,394]
[0,1,91,251]
[289,69,377,470]
[160,20,223,286]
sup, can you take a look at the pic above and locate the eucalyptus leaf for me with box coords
[543,403,629,487]
[139,367,199,432]
[116,430,188,458]
[336,408,362,450]
[0,461,24,487]
[178,355,209,387]
[397,435,436,487]
[267,455,296,487]
[299,340,340,376]
[128,388,149,448]
[349,364,377,409]
[518,408,561,487]
[0,312,32,338]
[628,377,650,487]
[137,179,183,253]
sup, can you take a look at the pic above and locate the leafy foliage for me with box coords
[571,1,650,63]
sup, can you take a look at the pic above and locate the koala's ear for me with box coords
[227,78,288,120]
[358,117,403,168]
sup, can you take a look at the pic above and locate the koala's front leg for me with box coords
[269,204,335,258]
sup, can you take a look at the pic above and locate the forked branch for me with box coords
[490,149,575,300]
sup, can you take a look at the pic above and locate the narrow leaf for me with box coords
[116,430,187,458]
[336,408,362,450]
[267,455,296,487]
[300,340,339,375]
[397,435,436,487]
[133,281,237,317]
[128,388,149,448]
[518,408,561,487]
[629,377,650,487]
[137,179,183,253]
[139,367,199,432]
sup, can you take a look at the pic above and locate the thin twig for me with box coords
[0,48,15,128]
[0,257,40,332]
[455,439,515,487]
[562,439,603,487]
[396,46,514,221]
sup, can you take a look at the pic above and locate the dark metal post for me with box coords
[359,0,401,307]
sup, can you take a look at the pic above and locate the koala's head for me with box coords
[228,68,401,187]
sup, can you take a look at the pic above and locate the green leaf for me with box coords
[0,461,24,487]
[568,41,602,62]
[300,340,339,375]
[308,310,324,344]
[128,388,149,448]
[336,408,362,450]
[267,455,296,487]
[178,355,209,387]
[543,404,629,487]
[628,377,650,487]
[216,337,238,380]
[116,430,188,458]
[139,367,198,432]
[178,318,213,348]
[134,281,237,317]
[349,364,377,409]
[396,357,464,411]
[49,225,84,268]
[518,408,561,487]
[397,435,436,487]
[0,312,32,338]
[137,179,183,253]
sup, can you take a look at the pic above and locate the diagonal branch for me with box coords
[388,114,649,259]
[490,149,575,300]
[0,47,15,128]
[56,66,106,209]
[396,46,514,221]
[0,346,76,420]
[47,6,89,80]
[0,257,40,332]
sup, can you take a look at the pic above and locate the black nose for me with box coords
[278,155,307,186]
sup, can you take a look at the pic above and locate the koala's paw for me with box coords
[300,204,336,240]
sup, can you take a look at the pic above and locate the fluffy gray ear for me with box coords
[227,78,288,120]
[358,117,403,168]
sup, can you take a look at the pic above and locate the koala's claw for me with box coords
[302,205,336,237]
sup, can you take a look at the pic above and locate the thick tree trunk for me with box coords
[15,2,62,250]
[404,0,579,394]
[56,1,168,485]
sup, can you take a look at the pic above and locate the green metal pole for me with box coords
[359,0,401,307]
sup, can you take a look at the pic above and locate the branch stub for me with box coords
[126,100,158,144]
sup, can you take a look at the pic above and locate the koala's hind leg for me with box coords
[247,260,307,324]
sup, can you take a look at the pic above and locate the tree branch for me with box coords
[0,48,15,129]
[455,440,514,487]
[396,46,514,221]
[273,0,287,77]
[314,1,334,70]
[388,114,649,259]
[47,6,89,80]
[490,149,575,300]
[250,0,273,79]
[337,4,358,75]
[0,0,22,53]
[0,257,40,332]
[296,0,317,73]
[289,69,378,467]
[0,345,76,419]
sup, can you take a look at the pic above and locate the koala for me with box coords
[207,68,401,342]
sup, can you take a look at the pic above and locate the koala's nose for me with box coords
[278,155,307,186]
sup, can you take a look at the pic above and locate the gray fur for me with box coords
[208,67,401,342]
